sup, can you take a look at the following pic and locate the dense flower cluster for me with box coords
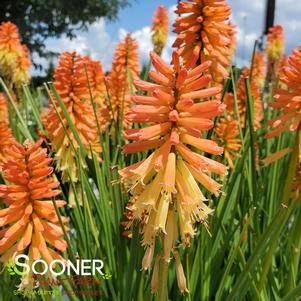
[173,0,234,83]
[0,22,31,87]
[107,34,140,123]
[119,51,227,292]
[0,139,68,288]
[43,52,104,182]
[151,5,169,56]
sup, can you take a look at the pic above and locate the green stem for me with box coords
[157,258,169,301]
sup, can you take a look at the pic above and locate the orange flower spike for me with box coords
[0,122,14,164]
[266,45,301,148]
[12,44,32,88]
[120,51,226,292]
[252,52,266,88]
[107,34,140,123]
[215,116,241,168]
[173,0,234,83]
[0,139,68,266]
[266,25,285,64]
[0,93,8,123]
[0,22,23,81]
[43,52,101,182]
[151,5,169,56]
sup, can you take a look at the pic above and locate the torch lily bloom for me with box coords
[12,44,31,88]
[107,34,140,124]
[0,22,22,83]
[214,116,241,169]
[0,139,68,288]
[43,52,102,182]
[266,25,285,83]
[119,51,227,293]
[266,25,285,64]
[266,46,301,150]
[172,0,235,84]
[151,5,169,56]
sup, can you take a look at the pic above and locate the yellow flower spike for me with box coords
[0,22,23,84]
[151,5,169,56]
[12,44,31,88]
[266,25,285,64]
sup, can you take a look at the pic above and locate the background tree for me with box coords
[0,0,131,67]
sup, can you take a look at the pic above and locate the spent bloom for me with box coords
[173,0,234,83]
[43,52,102,182]
[214,116,241,168]
[266,45,301,147]
[0,139,68,288]
[107,34,140,124]
[119,51,227,292]
[151,5,169,56]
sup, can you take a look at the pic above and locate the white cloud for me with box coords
[32,18,116,75]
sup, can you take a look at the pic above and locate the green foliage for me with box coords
[0,59,301,301]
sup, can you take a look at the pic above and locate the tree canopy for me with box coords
[0,0,131,66]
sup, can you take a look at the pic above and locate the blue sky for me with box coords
[107,0,176,34]
[34,0,301,74]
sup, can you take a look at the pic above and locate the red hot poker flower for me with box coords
[173,0,234,84]
[0,139,68,268]
[120,51,227,292]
